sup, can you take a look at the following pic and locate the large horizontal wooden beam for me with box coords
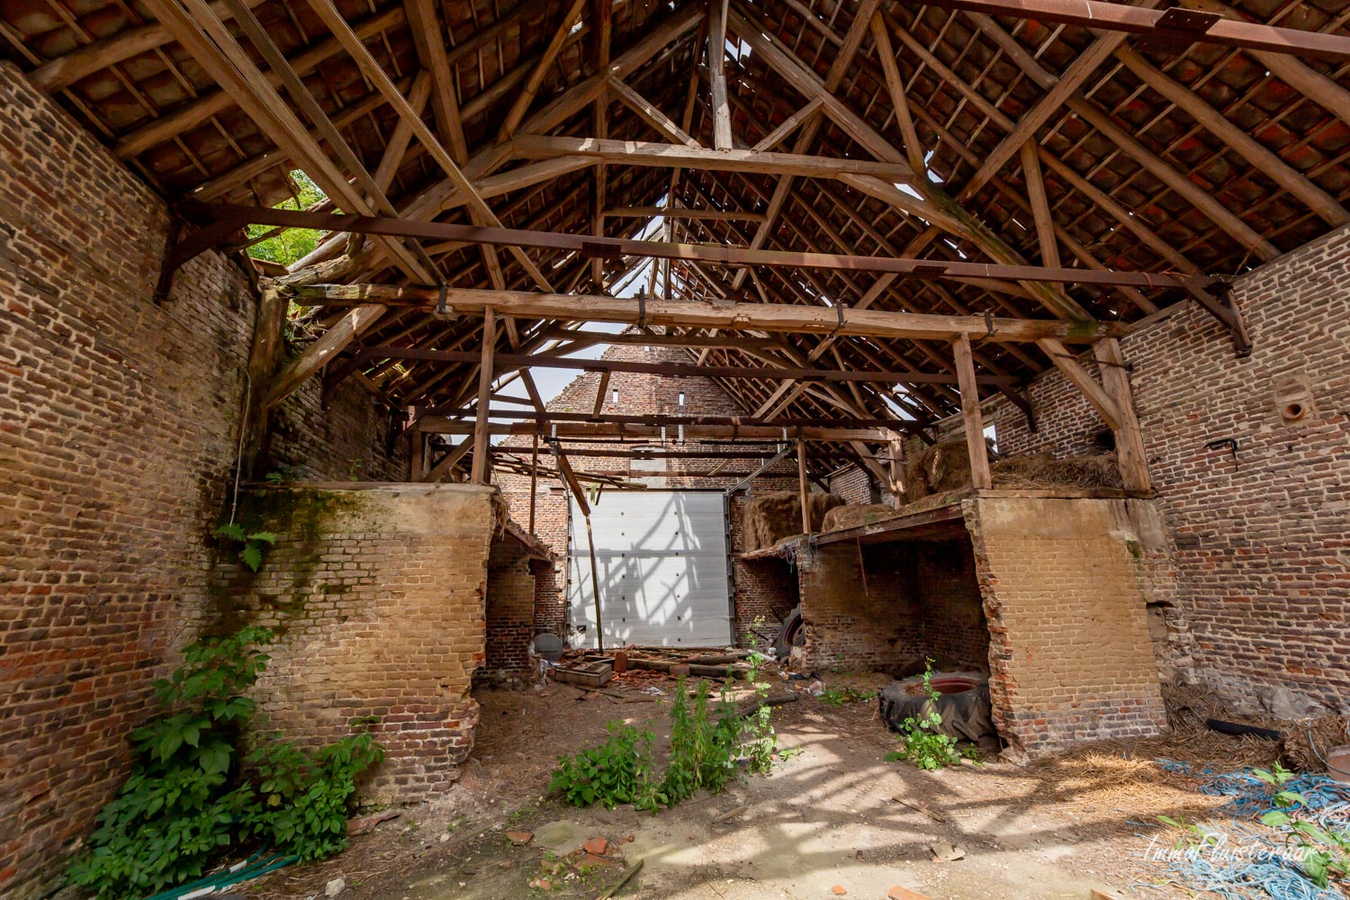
[920,0,1350,60]
[603,206,766,222]
[425,408,912,430]
[418,419,893,441]
[285,284,1126,343]
[189,202,1212,291]
[351,344,1022,386]
[511,134,917,181]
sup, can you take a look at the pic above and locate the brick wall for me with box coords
[965,496,1169,754]
[270,377,409,482]
[796,537,988,674]
[215,484,499,802]
[828,464,875,504]
[0,62,259,899]
[484,550,537,677]
[987,223,1350,711]
[0,62,409,897]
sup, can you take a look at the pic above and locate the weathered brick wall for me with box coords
[965,496,1169,754]
[484,552,537,677]
[216,484,499,801]
[0,62,258,899]
[910,540,989,672]
[796,538,988,674]
[270,376,409,482]
[987,224,1350,711]
[0,62,410,896]
[797,542,920,671]
[828,465,875,504]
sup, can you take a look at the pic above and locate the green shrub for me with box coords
[551,655,781,813]
[213,522,277,572]
[67,628,383,899]
[885,663,962,771]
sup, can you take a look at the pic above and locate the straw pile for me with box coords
[991,452,1123,490]
[742,491,843,551]
[820,503,902,532]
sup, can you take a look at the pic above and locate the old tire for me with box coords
[774,606,805,659]
[878,672,993,742]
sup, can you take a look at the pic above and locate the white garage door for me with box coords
[567,491,732,649]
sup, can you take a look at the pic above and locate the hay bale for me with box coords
[742,491,843,550]
[904,436,996,502]
[991,452,1122,490]
[820,503,902,532]
[1287,714,1350,774]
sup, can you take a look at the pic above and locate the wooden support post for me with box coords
[411,429,426,482]
[1094,339,1152,492]
[797,439,812,535]
[528,431,539,533]
[592,370,611,417]
[471,307,496,484]
[953,334,992,490]
[888,433,905,508]
[585,512,604,653]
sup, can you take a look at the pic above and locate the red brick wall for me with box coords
[987,224,1350,710]
[485,553,537,677]
[0,63,407,897]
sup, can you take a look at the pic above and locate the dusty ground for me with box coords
[242,673,1282,900]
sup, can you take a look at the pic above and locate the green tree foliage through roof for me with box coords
[247,171,326,267]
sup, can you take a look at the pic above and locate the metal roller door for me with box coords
[567,491,732,649]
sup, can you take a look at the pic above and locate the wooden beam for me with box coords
[289,284,1126,343]
[869,12,924,174]
[426,434,473,483]
[206,202,1207,290]
[1094,339,1151,492]
[708,0,734,150]
[418,420,893,441]
[1020,142,1061,277]
[351,344,1023,385]
[114,5,405,159]
[264,304,386,409]
[301,0,554,291]
[404,0,468,163]
[607,77,699,146]
[603,206,765,222]
[30,0,266,91]
[964,11,1279,262]
[960,27,1130,201]
[511,134,914,180]
[471,307,496,484]
[953,334,991,490]
[751,98,824,152]
[592,370,611,417]
[797,440,811,534]
[1036,338,1122,431]
[1114,45,1350,227]
[528,432,539,531]
[496,0,588,142]
[920,0,1350,60]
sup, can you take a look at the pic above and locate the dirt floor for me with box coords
[242,672,1292,900]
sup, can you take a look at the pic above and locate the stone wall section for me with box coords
[986,224,1350,712]
[965,496,1169,754]
[216,484,499,802]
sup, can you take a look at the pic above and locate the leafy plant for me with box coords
[551,664,782,813]
[264,465,302,484]
[67,629,383,899]
[819,685,877,707]
[214,522,278,572]
[549,721,654,809]
[886,663,961,771]
[242,732,384,861]
[1255,762,1350,888]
